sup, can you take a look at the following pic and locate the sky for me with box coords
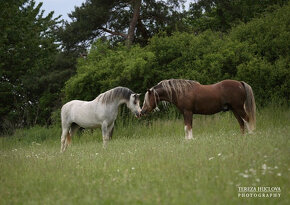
[35,0,192,22]
[34,0,85,21]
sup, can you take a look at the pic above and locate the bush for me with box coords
[64,3,290,106]
[64,41,157,101]
[237,57,290,105]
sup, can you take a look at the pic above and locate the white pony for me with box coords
[60,87,141,152]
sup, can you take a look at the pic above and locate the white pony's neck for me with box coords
[118,98,129,106]
[95,96,129,107]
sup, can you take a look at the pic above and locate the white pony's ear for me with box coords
[133,93,141,99]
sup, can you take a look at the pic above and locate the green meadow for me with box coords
[0,106,289,205]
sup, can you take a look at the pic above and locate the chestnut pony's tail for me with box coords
[241,81,256,132]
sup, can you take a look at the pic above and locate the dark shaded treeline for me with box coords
[1,0,289,134]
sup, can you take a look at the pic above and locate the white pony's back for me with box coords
[61,99,117,129]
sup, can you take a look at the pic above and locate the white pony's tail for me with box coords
[66,132,72,145]
[242,81,256,132]
[60,105,72,152]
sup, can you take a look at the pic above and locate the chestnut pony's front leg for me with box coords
[183,110,193,140]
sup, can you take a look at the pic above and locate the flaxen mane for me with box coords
[144,79,198,108]
[96,87,134,103]
[157,79,198,101]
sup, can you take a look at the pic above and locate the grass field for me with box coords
[0,106,289,204]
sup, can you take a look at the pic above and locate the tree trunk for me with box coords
[126,0,142,47]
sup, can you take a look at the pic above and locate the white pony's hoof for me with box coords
[185,137,196,141]
[103,141,109,149]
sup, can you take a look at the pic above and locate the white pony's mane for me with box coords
[96,87,134,104]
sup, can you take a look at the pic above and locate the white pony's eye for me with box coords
[131,95,136,104]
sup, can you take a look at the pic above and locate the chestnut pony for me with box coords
[141,79,256,139]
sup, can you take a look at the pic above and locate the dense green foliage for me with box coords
[1,0,289,134]
[186,0,288,32]
[1,107,289,204]
[1,1,289,203]
[0,0,75,133]
[65,3,290,105]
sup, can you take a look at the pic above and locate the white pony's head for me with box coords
[127,93,141,118]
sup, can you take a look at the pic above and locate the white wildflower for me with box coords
[208,157,214,160]
[239,173,249,178]
[277,173,282,176]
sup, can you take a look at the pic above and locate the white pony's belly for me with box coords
[70,102,116,128]
[74,119,101,128]
[71,111,103,128]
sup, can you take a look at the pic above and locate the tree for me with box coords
[64,3,290,106]
[186,0,289,32]
[0,0,63,133]
[58,0,186,50]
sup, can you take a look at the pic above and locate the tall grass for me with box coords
[0,106,289,204]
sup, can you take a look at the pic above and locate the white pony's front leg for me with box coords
[102,122,110,148]
[108,122,115,140]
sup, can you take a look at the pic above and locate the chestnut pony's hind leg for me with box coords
[232,107,250,134]
[232,110,245,134]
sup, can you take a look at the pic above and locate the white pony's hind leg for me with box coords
[60,127,69,152]
[66,123,79,148]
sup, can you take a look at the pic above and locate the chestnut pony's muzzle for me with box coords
[140,109,146,116]
[135,111,141,118]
